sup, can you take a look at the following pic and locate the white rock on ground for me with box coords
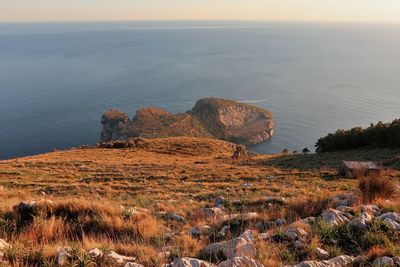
[171,257,216,267]
[321,209,351,226]
[372,256,395,267]
[294,255,357,267]
[107,251,136,264]
[346,212,372,231]
[56,247,72,266]
[376,212,400,230]
[331,193,356,208]
[218,256,265,267]
[0,239,11,257]
[124,262,145,267]
[314,247,330,260]
[88,248,103,258]
[284,226,308,241]
[203,230,257,259]
[360,204,381,216]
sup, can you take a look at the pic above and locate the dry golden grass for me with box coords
[0,137,398,266]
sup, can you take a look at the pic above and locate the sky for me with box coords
[0,0,400,22]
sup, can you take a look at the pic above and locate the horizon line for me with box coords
[1,19,400,24]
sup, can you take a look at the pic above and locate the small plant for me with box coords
[359,175,396,203]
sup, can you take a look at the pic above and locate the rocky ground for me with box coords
[0,137,399,266]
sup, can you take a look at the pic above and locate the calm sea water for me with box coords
[0,21,400,159]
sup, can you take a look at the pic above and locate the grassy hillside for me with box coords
[0,137,399,266]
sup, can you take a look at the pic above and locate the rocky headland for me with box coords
[101,97,275,146]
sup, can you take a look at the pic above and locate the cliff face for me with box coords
[100,98,275,145]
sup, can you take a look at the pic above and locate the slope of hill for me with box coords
[0,137,399,266]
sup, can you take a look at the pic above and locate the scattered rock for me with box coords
[0,239,11,257]
[377,212,400,230]
[124,262,145,267]
[373,256,395,267]
[215,196,226,207]
[347,212,372,231]
[203,231,257,260]
[314,247,330,260]
[285,226,308,241]
[172,258,216,267]
[275,218,287,227]
[107,251,136,264]
[88,248,103,258]
[219,225,231,236]
[56,247,72,266]
[166,213,186,223]
[361,205,381,216]
[218,256,265,267]
[331,193,356,208]
[295,255,357,267]
[321,209,351,226]
[204,207,224,219]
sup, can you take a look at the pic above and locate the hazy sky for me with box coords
[1,0,400,22]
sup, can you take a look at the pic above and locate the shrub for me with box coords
[359,175,396,203]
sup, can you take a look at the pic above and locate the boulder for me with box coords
[88,248,103,258]
[377,212,400,230]
[166,213,185,223]
[331,193,356,208]
[0,239,11,257]
[294,255,357,267]
[218,256,265,267]
[360,205,381,216]
[203,207,224,219]
[56,247,72,266]
[172,258,216,267]
[373,256,395,267]
[284,226,308,241]
[314,247,330,260]
[377,212,400,223]
[215,196,226,207]
[275,218,287,227]
[321,209,351,226]
[346,212,372,231]
[107,251,136,264]
[124,263,145,267]
[203,231,257,260]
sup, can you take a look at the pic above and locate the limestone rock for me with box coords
[203,231,257,260]
[331,193,356,208]
[56,247,72,266]
[361,205,381,216]
[321,209,351,226]
[218,256,265,267]
[88,248,103,258]
[285,226,308,241]
[377,212,400,230]
[172,258,216,267]
[373,256,395,267]
[107,251,136,264]
[0,239,11,257]
[166,213,185,223]
[347,212,372,231]
[294,255,357,267]
[124,263,145,267]
[314,247,330,260]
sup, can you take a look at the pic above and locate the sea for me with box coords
[0,21,399,159]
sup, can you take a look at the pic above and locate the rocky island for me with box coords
[101,97,275,146]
